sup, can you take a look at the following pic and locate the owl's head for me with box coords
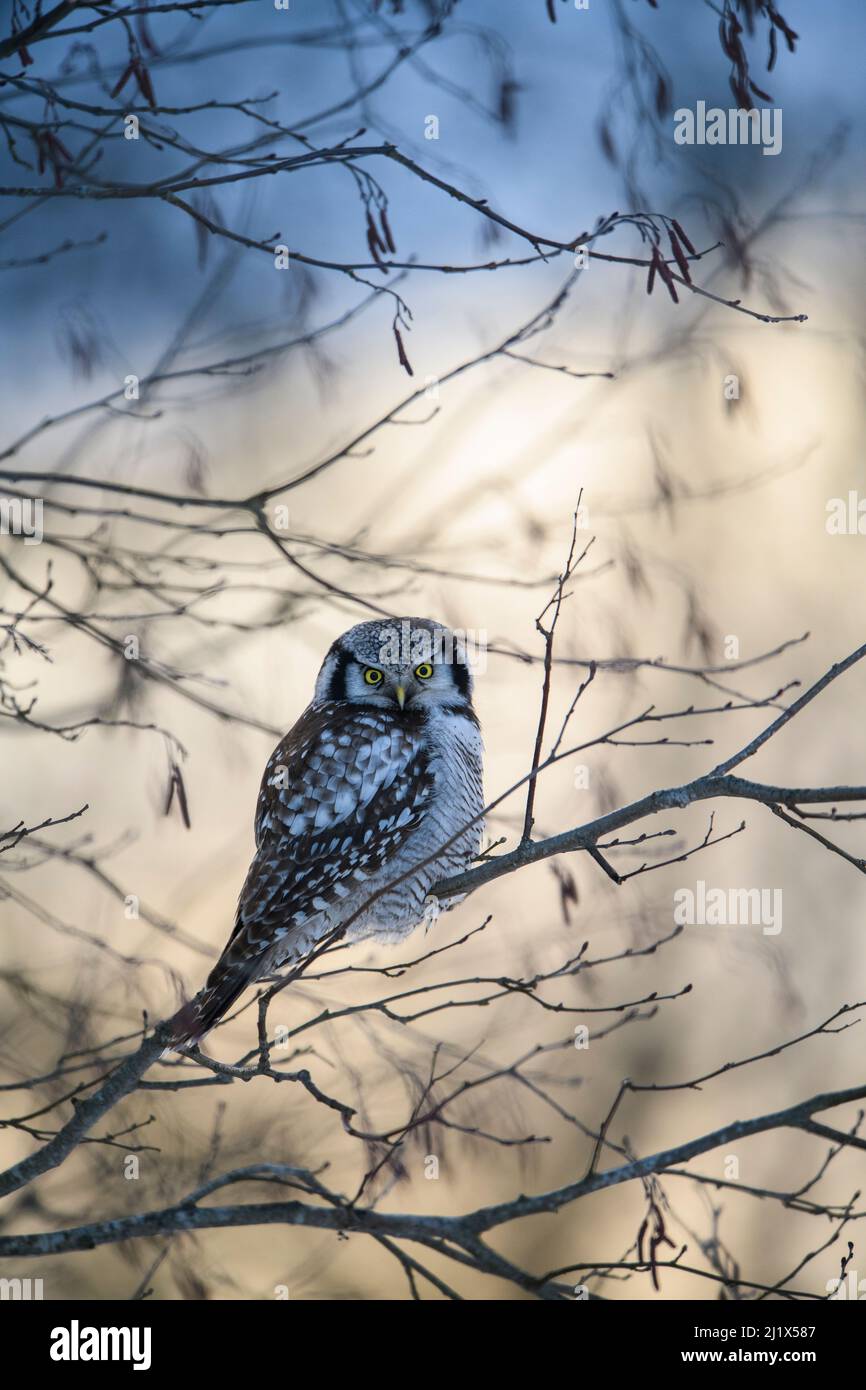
[314,617,477,714]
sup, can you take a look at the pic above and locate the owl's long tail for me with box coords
[163,963,251,1052]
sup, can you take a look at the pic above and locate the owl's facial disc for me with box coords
[314,619,475,712]
[353,660,462,710]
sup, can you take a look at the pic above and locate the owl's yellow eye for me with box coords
[363,667,384,686]
[414,663,434,680]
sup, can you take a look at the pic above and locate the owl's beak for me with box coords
[394,683,407,710]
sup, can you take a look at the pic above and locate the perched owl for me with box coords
[167,617,484,1047]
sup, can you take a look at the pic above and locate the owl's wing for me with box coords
[218,702,434,978]
[165,703,447,1048]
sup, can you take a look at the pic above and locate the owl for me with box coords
[167,617,484,1047]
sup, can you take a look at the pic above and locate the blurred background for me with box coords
[1,0,866,1299]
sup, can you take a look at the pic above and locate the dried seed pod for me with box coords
[393,324,413,376]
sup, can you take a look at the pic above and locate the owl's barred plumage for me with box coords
[167,618,484,1047]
